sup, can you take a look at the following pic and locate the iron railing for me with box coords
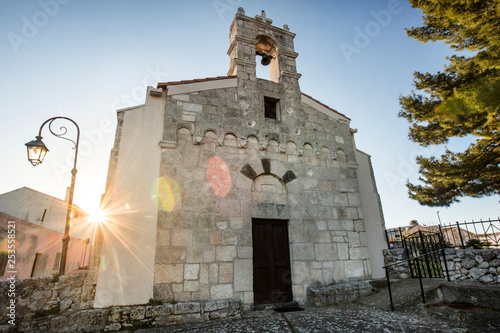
[383,218,499,311]
[386,218,500,250]
[439,218,500,248]
[383,249,450,311]
[403,230,448,279]
[385,227,406,249]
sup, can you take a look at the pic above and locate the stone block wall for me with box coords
[102,8,379,309]
[154,83,371,306]
[103,300,242,332]
[307,280,375,307]
[15,300,242,333]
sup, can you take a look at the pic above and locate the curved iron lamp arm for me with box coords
[38,116,80,170]
[38,116,80,275]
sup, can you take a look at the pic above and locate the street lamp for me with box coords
[437,211,442,225]
[25,136,49,166]
[25,117,80,275]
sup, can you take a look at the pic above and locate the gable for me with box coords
[301,93,350,122]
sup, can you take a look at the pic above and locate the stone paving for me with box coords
[137,279,500,333]
[3,279,497,332]
[136,303,487,333]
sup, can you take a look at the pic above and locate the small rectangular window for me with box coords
[31,253,42,277]
[0,252,8,276]
[53,252,62,270]
[264,97,279,120]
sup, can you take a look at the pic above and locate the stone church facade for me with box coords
[93,9,386,308]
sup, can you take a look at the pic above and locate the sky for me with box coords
[0,0,498,229]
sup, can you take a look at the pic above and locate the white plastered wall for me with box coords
[355,150,387,279]
[94,87,165,307]
[0,187,87,239]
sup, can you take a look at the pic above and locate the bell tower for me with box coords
[227,8,301,83]
[227,8,302,130]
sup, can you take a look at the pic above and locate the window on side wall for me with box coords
[0,252,7,276]
[53,252,62,270]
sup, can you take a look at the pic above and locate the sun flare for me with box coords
[88,207,107,224]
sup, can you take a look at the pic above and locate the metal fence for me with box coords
[439,218,500,248]
[383,229,451,311]
[383,218,500,311]
[383,248,450,311]
[386,218,500,250]
[403,230,447,279]
[385,227,405,249]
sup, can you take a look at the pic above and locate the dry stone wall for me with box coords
[0,273,241,332]
[444,248,500,283]
[383,248,500,283]
[383,248,411,279]
[0,273,88,325]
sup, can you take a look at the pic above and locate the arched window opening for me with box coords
[255,35,279,82]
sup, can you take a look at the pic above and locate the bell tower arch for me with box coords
[255,35,279,81]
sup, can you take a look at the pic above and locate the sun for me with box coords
[88,207,107,224]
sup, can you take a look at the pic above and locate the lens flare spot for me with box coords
[100,256,107,271]
[154,177,182,212]
[125,202,130,210]
[207,156,232,197]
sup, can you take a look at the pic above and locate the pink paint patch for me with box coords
[207,156,232,197]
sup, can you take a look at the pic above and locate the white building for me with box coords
[0,187,89,240]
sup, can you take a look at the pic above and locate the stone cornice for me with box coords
[281,71,302,79]
[348,162,360,169]
[278,50,299,59]
[163,126,348,161]
[159,140,177,149]
[234,58,256,67]
[234,14,296,38]
[227,58,256,75]
[227,35,258,56]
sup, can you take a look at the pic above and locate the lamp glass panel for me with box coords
[27,144,48,165]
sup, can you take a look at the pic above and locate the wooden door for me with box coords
[252,219,293,305]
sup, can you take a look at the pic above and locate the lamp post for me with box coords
[437,211,442,225]
[25,117,80,275]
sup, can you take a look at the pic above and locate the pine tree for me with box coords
[399,0,500,206]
